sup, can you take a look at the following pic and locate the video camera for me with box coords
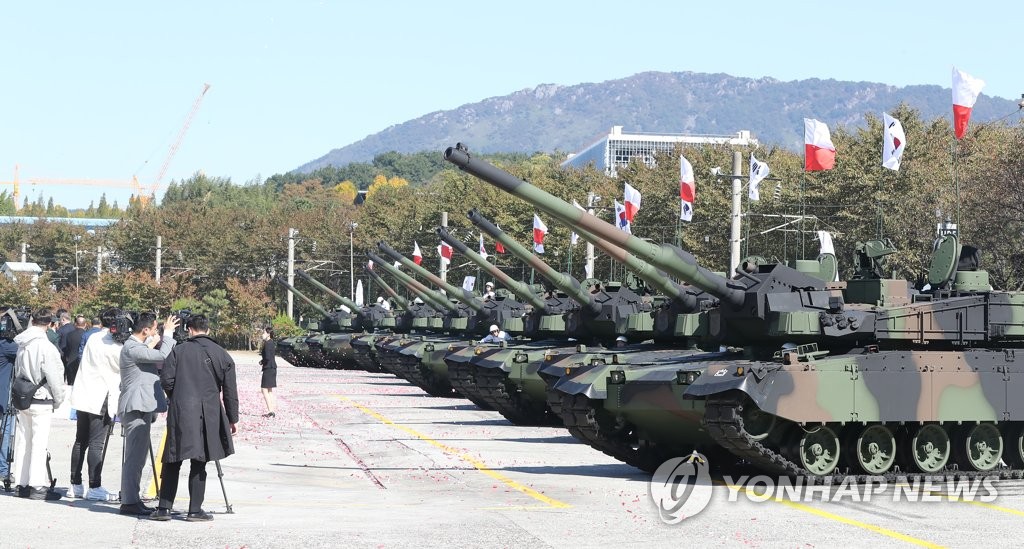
[171,309,192,343]
[109,310,138,344]
[0,306,31,340]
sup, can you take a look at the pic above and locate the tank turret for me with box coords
[365,266,409,310]
[377,241,484,313]
[365,251,454,314]
[273,277,347,332]
[295,269,394,331]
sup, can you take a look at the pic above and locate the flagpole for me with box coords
[800,174,806,259]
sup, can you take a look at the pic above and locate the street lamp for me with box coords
[349,222,358,301]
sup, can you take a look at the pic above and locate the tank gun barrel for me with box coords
[436,227,548,311]
[446,145,745,309]
[274,277,332,318]
[295,270,362,311]
[366,267,409,309]
[376,241,484,312]
[365,251,455,313]
[467,209,600,316]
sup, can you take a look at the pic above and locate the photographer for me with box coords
[11,307,66,500]
[117,312,179,516]
[0,310,21,492]
[151,314,237,522]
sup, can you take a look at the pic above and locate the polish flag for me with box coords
[478,233,488,259]
[533,214,548,254]
[438,242,452,267]
[495,240,506,254]
[748,154,770,201]
[804,118,836,171]
[882,112,907,171]
[412,242,423,265]
[623,183,641,222]
[679,156,695,222]
[614,200,631,234]
[952,67,985,140]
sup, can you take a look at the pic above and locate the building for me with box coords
[561,126,758,176]
[0,216,119,230]
[1,261,42,283]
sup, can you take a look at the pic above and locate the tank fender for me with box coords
[682,363,782,409]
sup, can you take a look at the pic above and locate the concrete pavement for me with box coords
[2,351,1023,548]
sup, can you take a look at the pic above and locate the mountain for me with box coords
[297,71,1017,171]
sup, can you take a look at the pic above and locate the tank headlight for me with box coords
[513,352,528,363]
[474,347,483,355]
[590,358,606,366]
[611,354,619,365]
[735,366,745,376]
[677,370,700,385]
[424,344,434,352]
[609,370,626,384]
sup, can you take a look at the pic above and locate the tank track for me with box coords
[559,393,669,472]
[703,392,1024,484]
[540,373,564,416]
[445,362,495,411]
[375,349,456,398]
[472,368,554,426]
[350,344,383,373]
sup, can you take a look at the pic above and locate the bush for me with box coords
[271,313,304,338]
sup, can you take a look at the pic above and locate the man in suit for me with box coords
[117,312,179,516]
[61,316,87,385]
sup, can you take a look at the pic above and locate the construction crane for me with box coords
[0,83,210,210]
[140,83,211,200]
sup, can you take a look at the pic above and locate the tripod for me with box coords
[1,361,16,492]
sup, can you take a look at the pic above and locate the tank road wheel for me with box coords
[956,423,1003,472]
[1002,424,1024,469]
[797,425,841,476]
[739,401,776,442]
[851,424,897,475]
[907,424,951,474]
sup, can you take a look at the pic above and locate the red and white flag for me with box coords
[748,154,770,201]
[438,242,452,267]
[882,112,907,171]
[623,183,641,222]
[570,200,584,245]
[614,200,631,233]
[952,67,985,140]
[679,156,695,222]
[533,214,548,254]
[804,118,836,171]
[412,242,423,265]
[494,226,506,254]
[478,233,488,259]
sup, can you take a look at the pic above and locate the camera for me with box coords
[171,310,192,343]
[109,310,137,344]
[0,306,31,340]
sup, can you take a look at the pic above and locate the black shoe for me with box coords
[15,485,30,498]
[119,502,154,516]
[28,487,62,501]
[149,507,173,521]
[262,412,275,418]
[2,478,10,492]
[185,510,214,522]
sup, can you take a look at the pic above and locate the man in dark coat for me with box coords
[151,314,238,522]
[61,315,87,384]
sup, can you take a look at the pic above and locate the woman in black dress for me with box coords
[259,327,277,418]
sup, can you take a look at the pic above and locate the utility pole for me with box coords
[349,223,358,301]
[96,246,102,279]
[585,193,597,279]
[729,151,743,276]
[155,235,162,285]
[440,211,448,284]
[287,228,297,319]
[20,243,27,263]
[74,237,80,289]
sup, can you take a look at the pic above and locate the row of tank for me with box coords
[276,143,1024,482]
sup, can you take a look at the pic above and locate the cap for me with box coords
[485,281,494,287]
[488,324,499,332]
[376,296,384,303]
[615,336,627,343]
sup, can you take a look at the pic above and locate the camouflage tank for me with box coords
[273,277,352,369]
[293,269,394,371]
[446,142,1024,479]
[353,266,416,372]
[443,209,655,425]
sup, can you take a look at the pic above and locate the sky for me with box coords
[0,1,1018,210]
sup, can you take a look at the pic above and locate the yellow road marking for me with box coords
[337,396,571,509]
[145,430,167,499]
[722,482,944,549]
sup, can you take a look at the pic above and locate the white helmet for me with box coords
[485,281,494,288]
[488,324,499,332]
